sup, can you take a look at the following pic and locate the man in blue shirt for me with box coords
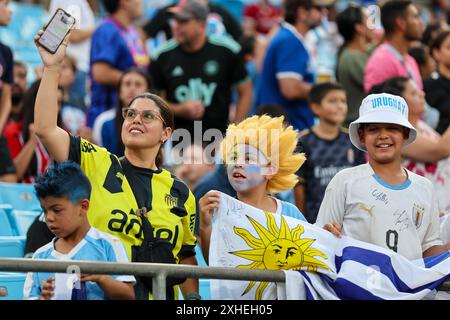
[255,0,324,131]
[88,0,149,127]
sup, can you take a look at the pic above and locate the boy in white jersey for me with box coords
[23,161,135,300]
[316,93,450,260]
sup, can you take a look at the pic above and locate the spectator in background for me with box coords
[429,0,450,26]
[336,3,375,126]
[240,34,266,115]
[3,80,65,183]
[305,0,342,83]
[10,61,28,123]
[49,0,95,111]
[296,82,365,223]
[242,0,282,36]
[174,143,214,190]
[255,0,323,131]
[371,76,450,215]
[425,30,450,134]
[364,1,440,130]
[88,0,149,127]
[0,0,17,182]
[92,68,151,156]
[13,61,28,94]
[59,55,87,136]
[149,0,251,138]
[409,44,436,81]
[422,22,441,48]
[143,0,243,46]
[364,0,424,93]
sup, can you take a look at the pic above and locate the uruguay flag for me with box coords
[209,192,450,300]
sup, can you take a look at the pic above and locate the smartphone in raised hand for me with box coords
[38,8,76,54]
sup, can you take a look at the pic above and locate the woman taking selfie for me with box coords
[33,30,199,300]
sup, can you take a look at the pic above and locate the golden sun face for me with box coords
[231,212,330,299]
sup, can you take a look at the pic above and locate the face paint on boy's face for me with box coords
[226,144,270,192]
[227,164,265,191]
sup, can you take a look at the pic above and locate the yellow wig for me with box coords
[221,115,306,193]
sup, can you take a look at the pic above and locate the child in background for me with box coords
[199,115,307,263]
[23,161,135,300]
[296,82,365,223]
[316,93,450,260]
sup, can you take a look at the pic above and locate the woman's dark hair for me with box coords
[430,30,450,57]
[125,93,174,168]
[114,68,152,156]
[21,80,64,180]
[408,45,428,67]
[336,4,363,80]
[368,76,409,96]
[422,22,442,48]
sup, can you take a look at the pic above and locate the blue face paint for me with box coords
[227,164,265,192]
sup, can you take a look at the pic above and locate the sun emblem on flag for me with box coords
[231,212,330,299]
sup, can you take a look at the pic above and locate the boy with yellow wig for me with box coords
[199,115,307,263]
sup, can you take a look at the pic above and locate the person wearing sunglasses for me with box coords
[33,30,200,301]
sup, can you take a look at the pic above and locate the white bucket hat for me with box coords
[349,93,417,151]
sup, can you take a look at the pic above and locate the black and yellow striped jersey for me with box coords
[68,136,197,262]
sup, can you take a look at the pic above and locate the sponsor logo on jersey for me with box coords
[174,78,217,107]
[204,60,219,76]
[81,140,97,153]
[172,66,184,77]
[359,203,375,216]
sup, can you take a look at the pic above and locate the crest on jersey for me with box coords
[204,60,219,76]
[165,194,178,208]
[412,203,424,228]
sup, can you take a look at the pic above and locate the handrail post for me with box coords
[152,272,167,300]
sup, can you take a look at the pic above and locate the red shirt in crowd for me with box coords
[243,3,282,35]
[3,121,50,183]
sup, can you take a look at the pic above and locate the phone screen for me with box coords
[39,9,75,53]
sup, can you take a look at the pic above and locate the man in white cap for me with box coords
[315,93,450,261]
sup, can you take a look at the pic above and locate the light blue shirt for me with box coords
[278,199,306,222]
[23,227,135,300]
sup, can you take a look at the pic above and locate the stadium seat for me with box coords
[0,272,27,300]
[9,210,41,236]
[0,182,41,212]
[0,206,14,236]
[0,236,25,258]
[211,0,244,21]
